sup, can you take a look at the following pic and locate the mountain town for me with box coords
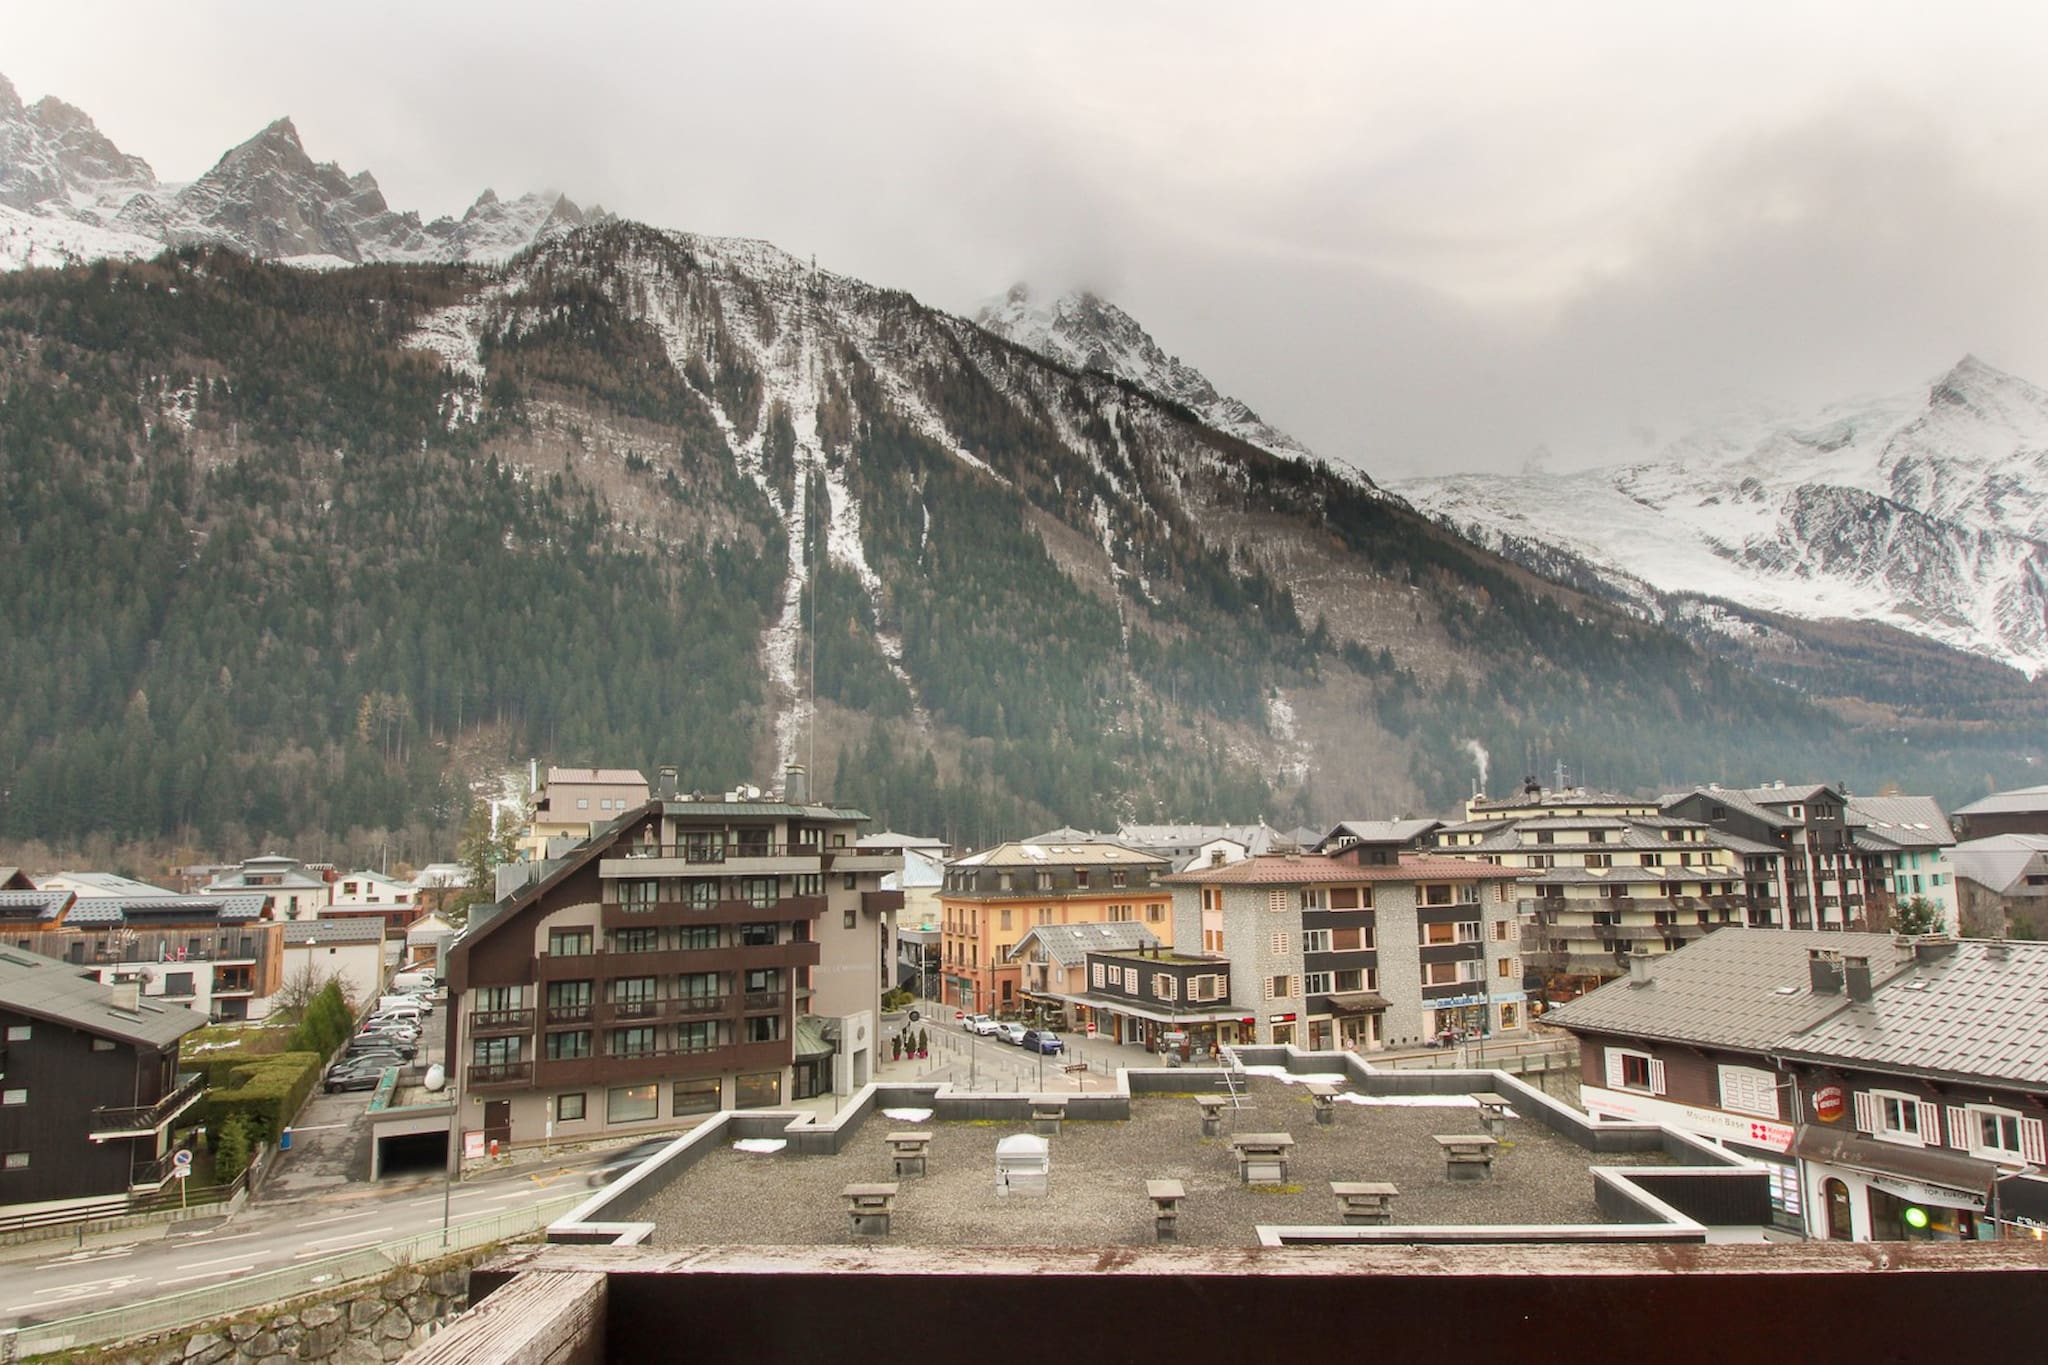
[5,10,2048,1361]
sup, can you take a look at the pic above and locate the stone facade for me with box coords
[98,1255,479,1364]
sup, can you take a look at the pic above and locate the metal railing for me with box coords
[465,1061,532,1087]
[90,1072,206,1135]
[0,1192,585,1358]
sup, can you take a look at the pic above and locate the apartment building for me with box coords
[938,842,1171,1016]
[1951,835,2048,939]
[1550,931,2048,1241]
[0,887,284,1020]
[515,767,652,862]
[205,854,333,921]
[445,771,900,1152]
[1161,845,1525,1051]
[0,946,205,1216]
[1846,794,1958,933]
[1663,784,1883,931]
[1434,793,1751,983]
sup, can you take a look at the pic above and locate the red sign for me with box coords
[955,1010,965,1022]
[1813,1085,1846,1123]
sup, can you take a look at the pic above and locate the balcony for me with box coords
[466,1061,533,1089]
[861,890,906,917]
[603,998,674,1024]
[582,940,822,979]
[543,1002,595,1028]
[741,990,787,1013]
[600,843,821,879]
[534,1039,792,1087]
[601,895,828,929]
[90,1072,205,1139]
[471,1008,534,1036]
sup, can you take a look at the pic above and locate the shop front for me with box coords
[1316,991,1389,1053]
[1793,1125,1998,1242]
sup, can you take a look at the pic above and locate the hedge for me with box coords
[193,1051,322,1146]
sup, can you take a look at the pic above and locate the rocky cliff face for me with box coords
[0,73,155,211]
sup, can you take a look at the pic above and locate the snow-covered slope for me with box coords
[0,72,587,269]
[1395,356,2048,675]
[976,283,1374,489]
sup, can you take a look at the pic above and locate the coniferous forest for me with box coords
[0,231,2037,865]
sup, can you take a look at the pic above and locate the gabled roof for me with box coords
[282,918,386,946]
[1662,786,1798,830]
[1545,929,1906,1052]
[952,841,1164,869]
[1948,835,2048,895]
[1778,940,2048,1091]
[1161,852,1519,886]
[1315,819,1443,851]
[0,946,204,1049]
[1006,922,1160,966]
[40,871,176,897]
[0,889,74,924]
[59,894,272,927]
[1954,784,2048,817]
[856,831,948,852]
[1846,795,1954,850]
[546,767,649,785]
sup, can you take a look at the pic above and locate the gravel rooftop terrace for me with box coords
[638,1078,1673,1248]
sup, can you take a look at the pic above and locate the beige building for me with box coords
[516,767,652,862]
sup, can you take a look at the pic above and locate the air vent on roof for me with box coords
[1772,986,1799,995]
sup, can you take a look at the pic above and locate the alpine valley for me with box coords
[0,74,2039,861]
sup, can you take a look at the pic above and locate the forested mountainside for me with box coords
[0,225,2032,859]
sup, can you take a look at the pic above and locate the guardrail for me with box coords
[0,1192,586,1358]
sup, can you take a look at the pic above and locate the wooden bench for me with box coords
[1229,1132,1295,1184]
[885,1130,932,1179]
[1195,1095,1227,1137]
[1434,1134,1500,1181]
[1330,1180,1399,1225]
[1031,1100,1067,1137]
[1145,1178,1186,1241]
[844,1182,899,1236]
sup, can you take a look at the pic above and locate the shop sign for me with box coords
[1812,1085,1846,1124]
[1267,1013,1296,1023]
[1866,1172,1986,1212]
[1430,994,1486,1009]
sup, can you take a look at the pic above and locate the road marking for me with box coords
[306,1225,392,1245]
[296,1210,372,1228]
[173,1252,259,1270]
[157,1264,253,1287]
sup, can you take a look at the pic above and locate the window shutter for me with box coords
[1262,977,1274,1001]
[1648,1058,1667,1095]
[2022,1117,2047,1166]
[1852,1090,1877,1135]
[1605,1048,1626,1090]
[1268,890,1287,914]
[1946,1106,1968,1151]
[1916,1101,1940,1145]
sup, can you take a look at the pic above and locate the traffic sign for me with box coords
[172,1149,193,1169]
[171,1167,190,1180]
[955,1010,965,1022]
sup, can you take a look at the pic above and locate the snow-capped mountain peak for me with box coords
[0,72,156,212]
[977,282,1338,473]
[1394,354,2048,675]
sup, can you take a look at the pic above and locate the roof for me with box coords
[1954,784,2048,817]
[1545,929,1905,1052]
[282,918,386,946]
[59,894,271,927]
[1778,940,2048,1090]
[658,800,871,821]
[1317,820,1443,850]
[951,841,1165,869]
[882,849,945,891]
[856,831,948,852]
[546,767,649,786]
[1162,853,1520,886]
[1845,795,1954,850]
[1661,787,1797,830]
[1116,824,1299,856]
[1948,835,2048,895]
[0,889,74,924]
[1006,922,1160,966]
[0,946,205,1049]
[39,871,176,897]
[1023,826,1101,843]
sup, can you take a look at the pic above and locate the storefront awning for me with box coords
[1319,991,1392,1015]
[793,1014,835,1060]
[1792,1125,1998,1206]
[1040,991,1247,1026]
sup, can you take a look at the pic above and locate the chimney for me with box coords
[109,980,141,1013]
[1626,950,1653,986]
[1807,949,1842,995]
[784,764,809,805]
[1843,955,1873,1003]
[656,765,678,800]
[1986,939,2012,962]
[1913,936,1958,965]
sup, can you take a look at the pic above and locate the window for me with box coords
[682,924,720,950]
[795,873,822,896]
[1111,870,1128,889]
[577,798,590,810]
[678,972,721,1001]
[1422,884,1453,907]
[548,928,593,957]
[1303,972,1333,996]
[999,910,1012,931]
[740,923,777,946]
[736,1072,781,1108]
[607,1083,658,1123]
[1498,1002,1520,1030]
[612,927,658,953]
[1271,932,1290,956]
[1496,957,1514,979]
[1302,929,1332,953]
[1639,853,1663,868]
[677,1020,720,1052]
[844,874,858,891]
[1123,968,1138,991]
[1605,1048,1664,1094]
[1147,903,1165,922]
[2,1153,26,1170]
[1154,974,1176,1001]
[843,910,857,929]
[1535,831,1555,845]
[1074,870,1090,889]
[1718,1065,1779,1119]
[1299,889,1326,911]
[1492,920,1512,942]
[1035,872,1052,891]
[612,976,656,1005]
[555,1092,587,1122]
[610,1027,657,1057]
[472,1036,524,1066]
[688,880,718,908]
[1964,1107,2034,1160]
[745,1015,783,1043]
[1424,960,1480,985]
[1861,1090,1935,1146]
[1586,853,1612,869]
[546,1031,592,1060]
[0,1089,23,1106]
[674,1078,721,1116]
[1420,922,1457,946]
[1266,975,1293,1000]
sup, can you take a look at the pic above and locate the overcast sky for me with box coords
[13,2,2048,478]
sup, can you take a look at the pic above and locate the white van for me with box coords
[391,969,437,994]
[375,996,427,1020]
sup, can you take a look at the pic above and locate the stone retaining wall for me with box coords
[94,1254,483,1365]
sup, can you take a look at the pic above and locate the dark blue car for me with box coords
[1019,1029,1064,1055]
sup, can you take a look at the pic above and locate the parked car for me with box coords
[347,1038,415,1060]
[964,1014,999,1035]
[1020,1029,1065,1055]
[324,1060,392,1092]
[997,1022,1028,1046]
[586,1137,678,1187]
[361,1020,420,1039]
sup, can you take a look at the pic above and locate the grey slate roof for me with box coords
[0,889,74,923]
[1954,784,2048,817]
[1316,819,1443,850]
[1846,795,1954,850]
[1778,941,2048,1090]
[1662,786,1798,830]
[1006,922,1160,966]
[1544,929,1905,1052]
[282,918,386,945]
[62,894,271,927]
[1948,835,2048,895]
[0,946,204,1049]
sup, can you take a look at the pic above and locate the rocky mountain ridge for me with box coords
[1395,355,2048,676]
